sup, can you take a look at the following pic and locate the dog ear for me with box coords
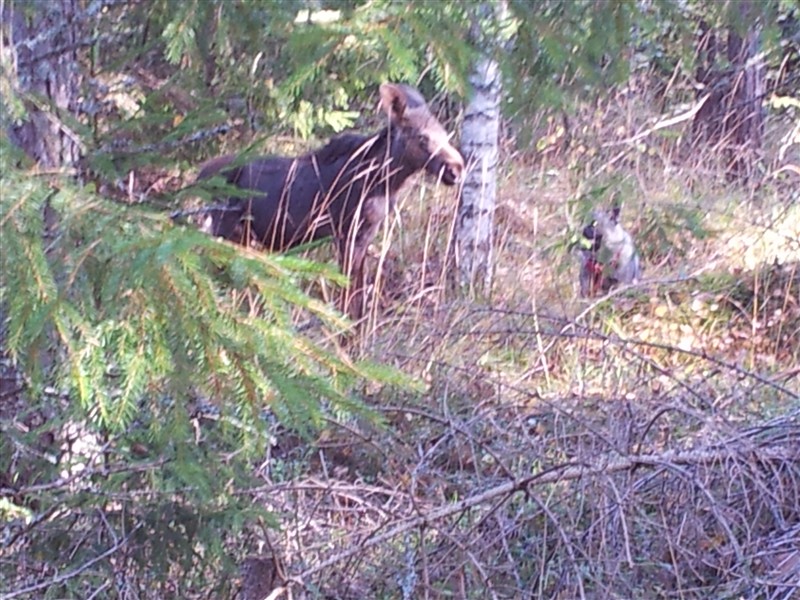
[610,204,621,223]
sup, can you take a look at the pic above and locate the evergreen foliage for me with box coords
[0,141,419,432]
[0,133,418,594]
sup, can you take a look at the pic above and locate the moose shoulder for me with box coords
[196,83,464,321]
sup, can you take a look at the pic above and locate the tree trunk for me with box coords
[455,2,505,296]
[1,0,83,379]
[691,1,765,182]
[724,3,765,180]
[4,0,83,168]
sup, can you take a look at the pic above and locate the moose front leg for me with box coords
[338,196,390,323]
[338,223,378,322]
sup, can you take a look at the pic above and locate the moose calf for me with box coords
[194,83,464,322]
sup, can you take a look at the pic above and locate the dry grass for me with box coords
[146,67,800,598]
[5,83,795,598]
[233,77,800,599]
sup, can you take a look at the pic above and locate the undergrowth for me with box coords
[230,67,800,599]
[3,50,800,600]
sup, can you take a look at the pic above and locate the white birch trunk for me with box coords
[455,3,504,296]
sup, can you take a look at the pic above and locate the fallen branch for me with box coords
[1,524,142,600]
[294,442,799,583]
[602,93,712,148]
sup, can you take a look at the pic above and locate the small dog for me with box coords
[579,206,641,297]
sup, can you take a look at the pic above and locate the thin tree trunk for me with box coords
[455,2,504,296]
[691,1,764,182]
[725,1,765,180]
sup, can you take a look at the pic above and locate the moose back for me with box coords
[195,83,464,320]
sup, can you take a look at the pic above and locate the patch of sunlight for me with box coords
[723,204,800,270]
[294,9,341,24]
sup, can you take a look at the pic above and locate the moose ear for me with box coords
[379,83,408,121]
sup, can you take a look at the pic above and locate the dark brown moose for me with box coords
[195,83,464,321]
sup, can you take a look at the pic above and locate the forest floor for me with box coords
[250,126,800,598]
[3,84,798,598]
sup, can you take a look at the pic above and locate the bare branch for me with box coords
[1,524,142,600]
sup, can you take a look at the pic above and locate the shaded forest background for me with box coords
[1,1,799,598]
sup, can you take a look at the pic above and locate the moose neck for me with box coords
[357,126,421,198]
[312,125,425,213]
